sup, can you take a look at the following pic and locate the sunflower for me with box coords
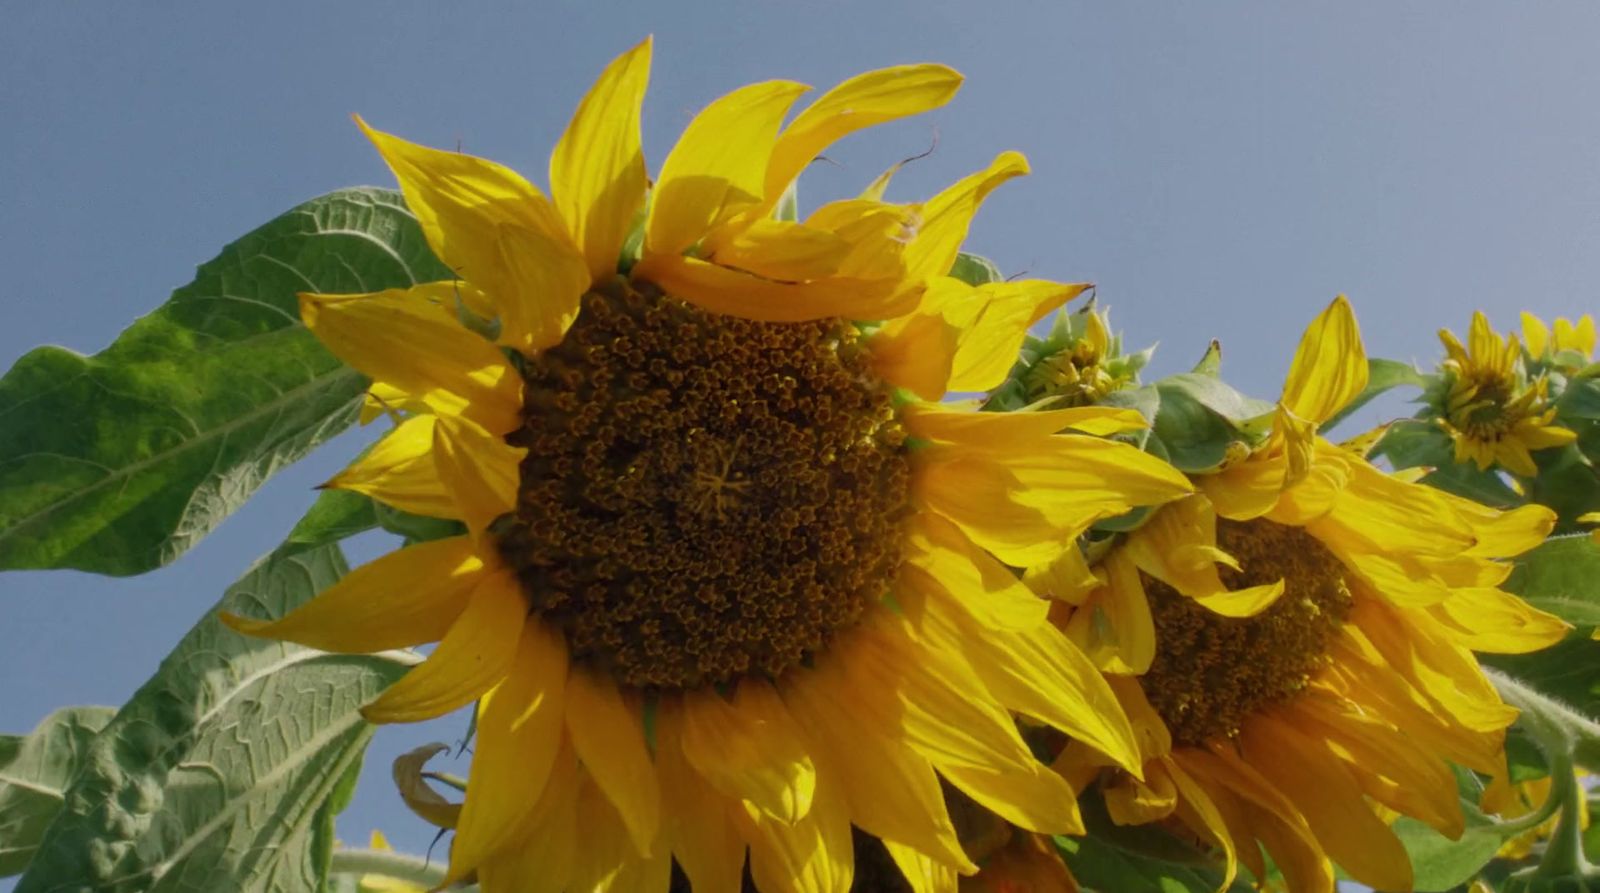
[1434,311,1576,476]
[1049,297,1571,893]
[1521,311,1596,370]
[987,302,1149,413]
[224,39,1196,892]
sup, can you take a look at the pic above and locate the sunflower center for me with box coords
[495,281,911,690]
[1138,519,1353,746]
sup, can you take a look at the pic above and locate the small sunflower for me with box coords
[1434,311,1576,476]
[225,40,1196,892]
[1521,311,1596,371]
[988,301,1149,412]
[1050,298,1571,893]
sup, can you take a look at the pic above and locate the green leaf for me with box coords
[1321,358,1431,433]
[1504,535,1600,627]
[1375,421,1523,507]
[0,188,450,576]
[0,706,117,877]
[16,543,417,893]
[1190,340,1222,376]
[282,489,382,555]
[1053,834,1252,893]
[1393,809,1515,892]
[948,251,1003,287]
[1149,374,1272,473]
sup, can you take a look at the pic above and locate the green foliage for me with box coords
[1149,373,1274,473]
[1053,834,1252,893]
[948,251,1003,287]
[0,188,450,576]
[15,542,415,892]
[0,706,117,877]
[1503,535,1600,627]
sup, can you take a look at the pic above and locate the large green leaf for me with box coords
[0,705,117,877]
[16,543,417,893]
[0,187,450,576]
[1504,534,1600,627]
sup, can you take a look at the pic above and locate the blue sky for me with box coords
[5,0,1599,878]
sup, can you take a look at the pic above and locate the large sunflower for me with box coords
[1434,311,1575,476]
[1049,298,1571,893]
[224,39,1196,892]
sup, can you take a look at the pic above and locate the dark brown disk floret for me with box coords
[495,281,911,690]
[1139,519,1353,746]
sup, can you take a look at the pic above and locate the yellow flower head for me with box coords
[1019,303,1147,409]
[1049,298,1570,893]
[1521,311,1596,367]
[224,40,1197,892]
[1435,311,1576,476]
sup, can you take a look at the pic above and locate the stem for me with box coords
[1530,748,1594,880]
[329,847,448,887]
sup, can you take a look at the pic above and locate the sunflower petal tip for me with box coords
[218,611,268,636]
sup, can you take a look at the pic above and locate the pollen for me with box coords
[495,281,911,690]
[1139,519,1353,746]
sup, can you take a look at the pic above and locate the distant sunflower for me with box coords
[1052,298,1570,893]
[225,39,1195,892]
[1521,311,1596,368]
[1435,311,1575,476]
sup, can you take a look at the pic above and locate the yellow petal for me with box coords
[911,584,1142,776]
[566,669,661,856]
[1197,450,1288,520]
[869,311,959,400]
[550,38,652,282]
[300,288,522,432]
[946,280,1092,392]
[1350,598,1519,733]
[840,614,1041,776]
[569,772,673,893]
[1122,496,1286,618]
[881,841,960,893]
[325,415,455,519]
[1279,295,1368,429]
[444,617,569,882]
[938,760,1084,836]
[1429,587,1570,654]
[1064,549,1155,675]
[649,80,813,255]
[354,120,588,352]
[1521,312,1552,357]
[679,680,817,824]
[1288,697,1463,837]
[221,536,482,652]
[900,401,1148,447]
[1162,757,1238,893]
[359,381,416,425]
[1240,713,1413,892]
[741,772,855,893]
[902,514,1050,632]
[1022,543,1102,605]
[713,219,855,281]
[475,739,580,893]
[430,414,523,534]
[1174,747,1336,893]
[657,704,748,893]
[361,569,529,723]
[632,251,916,322]
[1103,759,1177,825]
[903,152,1030,283]
[782,669,974,871]
[762,64,964,215]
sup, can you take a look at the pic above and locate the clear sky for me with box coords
[5,0,1599,880]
